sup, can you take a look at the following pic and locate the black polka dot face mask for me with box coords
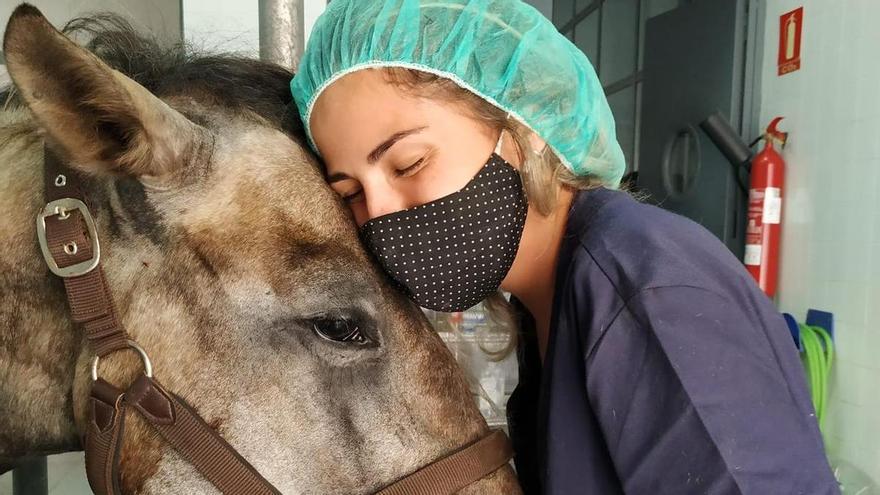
[359,150,529,312]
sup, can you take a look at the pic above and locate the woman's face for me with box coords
[310,69,501,226]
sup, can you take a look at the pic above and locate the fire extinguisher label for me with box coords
[747,190,765,246]
[762,187,782,224]
[744,244,763,266]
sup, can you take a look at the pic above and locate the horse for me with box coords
[0,5,521,493]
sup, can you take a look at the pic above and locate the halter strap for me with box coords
[40,147,280,495]
[377,430,513,495]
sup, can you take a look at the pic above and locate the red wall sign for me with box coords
[778,7,803,76]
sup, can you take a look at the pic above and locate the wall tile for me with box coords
[763,0,880,484]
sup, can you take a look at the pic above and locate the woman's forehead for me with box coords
[310,73,438,159]
[314,70,413,118]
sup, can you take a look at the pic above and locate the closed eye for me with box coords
[342,189,364,204]
[395,157,427,178]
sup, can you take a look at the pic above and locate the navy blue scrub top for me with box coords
[506,188,839,494]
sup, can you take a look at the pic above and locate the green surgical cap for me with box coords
[290,0,626,187]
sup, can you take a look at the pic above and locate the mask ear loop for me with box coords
[533,144,548,157]
[494,113,512,156]
[494,131,505,155]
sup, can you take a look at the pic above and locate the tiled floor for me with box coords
[0,453,92,495]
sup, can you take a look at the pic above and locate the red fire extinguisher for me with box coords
[745,117,787,297]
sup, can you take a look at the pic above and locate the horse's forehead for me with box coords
[171,122,357,264]
[216,125,317,190]
[202,125,336,228]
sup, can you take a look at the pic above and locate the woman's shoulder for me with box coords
[564,188,751,301]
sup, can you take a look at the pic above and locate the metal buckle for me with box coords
[36,198,101,278]
[91,340,153,381]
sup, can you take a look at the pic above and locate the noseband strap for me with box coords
[377,430,513,495]
[41,147,513,494]
[84,379,126,494]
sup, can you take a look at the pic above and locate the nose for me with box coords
[359,180,409,226]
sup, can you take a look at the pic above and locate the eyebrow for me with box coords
[367,126,428,164]
[326,171,351,184]
[325,126,428,184]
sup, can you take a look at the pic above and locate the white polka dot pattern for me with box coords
[360,154,529,312]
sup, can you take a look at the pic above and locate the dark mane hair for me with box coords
[1,13,304,138]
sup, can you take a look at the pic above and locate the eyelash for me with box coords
[396,157,427,178]
[342,189,364,204]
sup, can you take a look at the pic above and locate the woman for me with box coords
[290,0,838,493]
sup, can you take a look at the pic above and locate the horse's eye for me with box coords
[311,317,369,345]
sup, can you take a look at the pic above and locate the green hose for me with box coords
[799,323,834,433]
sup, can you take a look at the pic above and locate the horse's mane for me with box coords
[1,13,305,139]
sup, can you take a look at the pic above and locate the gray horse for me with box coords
[0,5,521,494]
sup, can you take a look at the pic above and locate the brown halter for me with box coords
[37,147,514,494]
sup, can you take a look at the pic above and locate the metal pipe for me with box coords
[258,0,305,71]
[12,457,48,495]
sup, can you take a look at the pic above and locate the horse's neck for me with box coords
[0,110,82,462]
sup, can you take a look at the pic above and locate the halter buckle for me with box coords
[36,198,101,277]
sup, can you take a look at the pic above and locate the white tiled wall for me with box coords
[181,0,260,56]
[0,0,181,44]
[759,0,880,485]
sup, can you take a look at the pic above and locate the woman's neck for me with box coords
[501,187,575,360]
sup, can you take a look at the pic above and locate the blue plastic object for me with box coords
[805,309,834,342]
[783,309,834,351]
[783,313,802,351]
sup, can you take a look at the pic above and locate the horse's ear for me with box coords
[2,4,201,178]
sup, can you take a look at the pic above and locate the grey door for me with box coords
[638,0,748,257]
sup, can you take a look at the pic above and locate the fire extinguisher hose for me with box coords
[798,323,834,434]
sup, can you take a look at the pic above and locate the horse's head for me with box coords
[2,5,518,493]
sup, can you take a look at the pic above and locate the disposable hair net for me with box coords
[291,0,626,187]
